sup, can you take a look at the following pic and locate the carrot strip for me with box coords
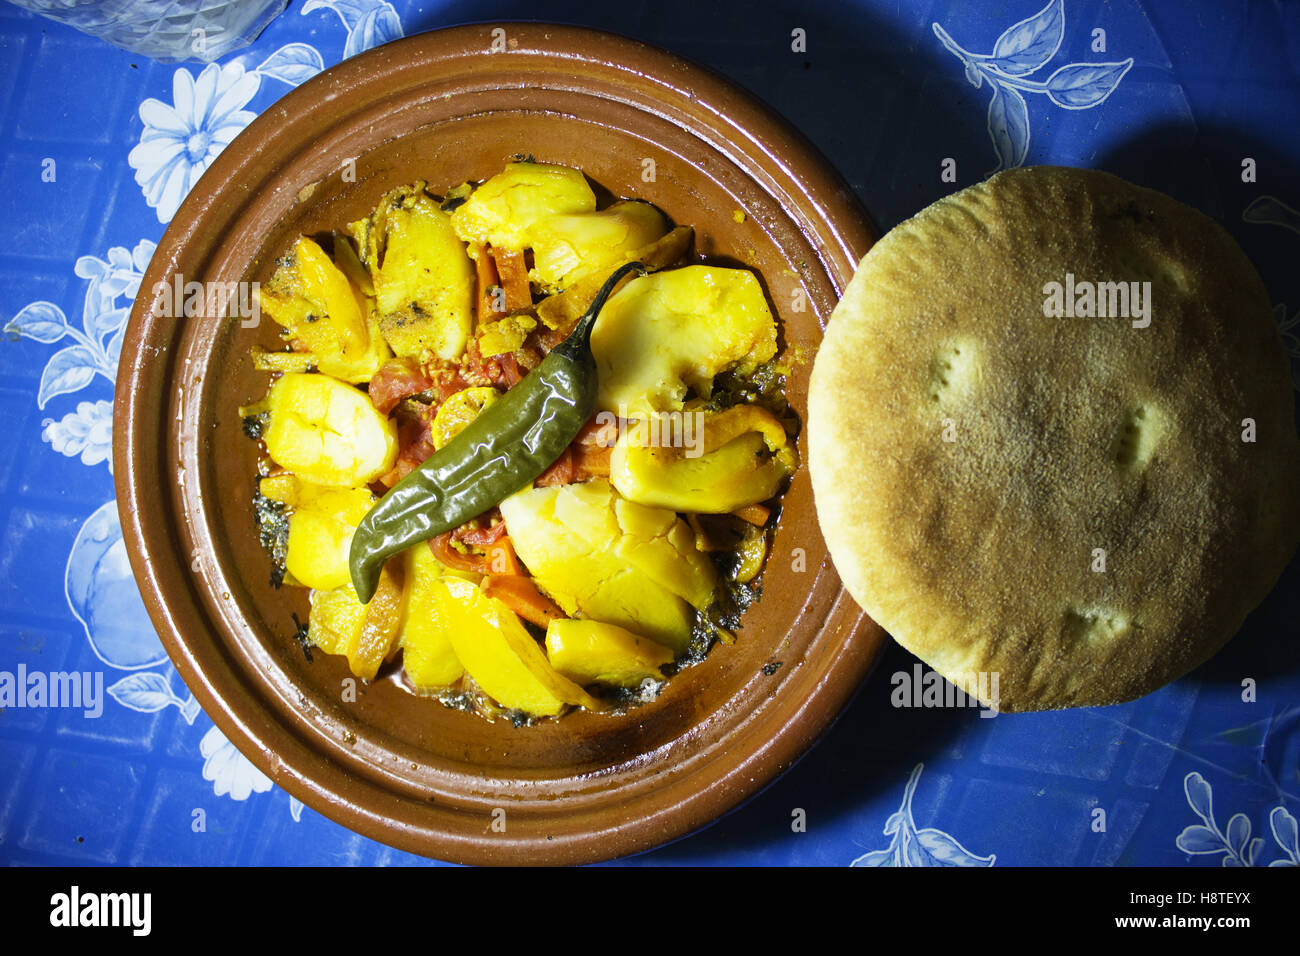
[573,443,612,478]
[534,445,576,486]
[576,414,619,447]
[732,503,771,526]
[485,536,525,576]
[492,248,533,311]
[471,242,501,324]
[482,575,566,629]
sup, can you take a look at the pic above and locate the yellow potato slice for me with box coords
[529,200,669,291]
[499,482,711,652]
[283,484,374,591]
[398,545,464,690]
[441,577,599,717]
[450,162,596,250]
[263,372,397,487]
[347,559,404,681]
[610,405,796,513]
[545,619,674,687]
[591,266,777,415]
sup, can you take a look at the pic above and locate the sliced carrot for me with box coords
[482,575,566,630]
[471,242,501,325]
[492,247,533,312]
[573,443,612,478]
[535,445,576,487]
[732,503,771,527]
[485,535,525,576]
[576,414,619,447]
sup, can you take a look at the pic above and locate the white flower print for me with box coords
[200,725,274,801]
[42,399,114,471]
[128,62,259,224]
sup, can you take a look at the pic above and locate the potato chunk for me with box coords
[450,162,596,250]
[591,266,777,414]
[308,583,368,656]
[257,236,391,383]
[499,480,716,653]
[279,481,374,591]
[398,545,464,690]
[529,200,669,291]
[440,577,599,716]
[545,619,674,687]
[263,372,397,487]
[348,558,405,680]
[349,184,474,360]
[535,225,693,331]
[610,405,796,513]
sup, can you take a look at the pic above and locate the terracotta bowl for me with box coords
[114,23,885,865]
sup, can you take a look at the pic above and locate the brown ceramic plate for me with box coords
[113,23,884,865]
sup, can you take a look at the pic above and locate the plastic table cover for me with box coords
[0,0,1297,867]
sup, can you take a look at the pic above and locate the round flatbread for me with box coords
[808,165,1300,711]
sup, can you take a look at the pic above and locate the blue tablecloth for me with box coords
[1,0,1297,867]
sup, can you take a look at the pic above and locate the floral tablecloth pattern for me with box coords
[1,0,1296,866]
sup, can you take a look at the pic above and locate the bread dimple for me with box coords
[808,165,1300,711]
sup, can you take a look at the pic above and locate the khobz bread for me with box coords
[808,166,1300,711]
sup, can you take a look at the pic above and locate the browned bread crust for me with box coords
[809,165,1300,711]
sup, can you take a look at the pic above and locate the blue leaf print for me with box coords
[1271,807,1299,865]
[935,5,1131,173]
[1226,813,1251,858]
[901,828,929,866]
[86,304,128,350]
[991,0,1065,76]
[849,764,995,867]
[1247,838,1265,867]
[1176,824,1223,854]
[108,672,183,713]
[916,828,997,867]
[1184,771,1214,823]
[987,83,1030,172]
[106,325,125,370]
[257,43,324,86]
[1243,195,1300,236]
[1045,60,1133,109]
[73,255,110,282]
[1178,767,1300,866]
[343,5,403,59]
[38,344,100,409]
[66,502,167,670]
[6,301,69,344]
[303,0,403,58]
[850,848,896,867]
[301,0,371,24]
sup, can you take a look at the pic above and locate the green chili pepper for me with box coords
[348,260,647,603]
